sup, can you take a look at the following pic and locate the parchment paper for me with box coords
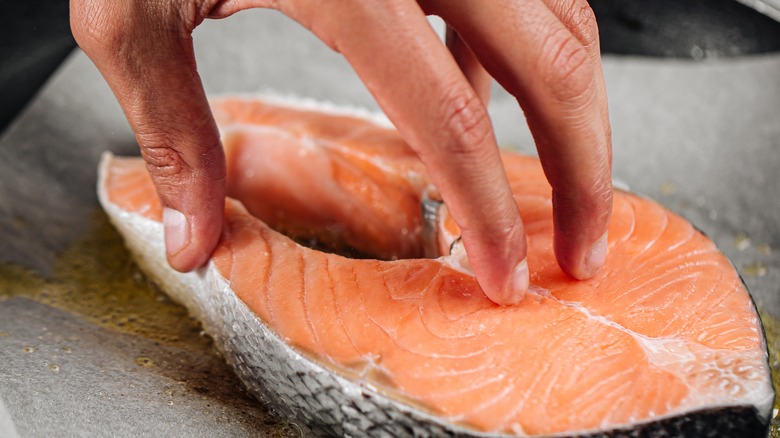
[0,10,778,436]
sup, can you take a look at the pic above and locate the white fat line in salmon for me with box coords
[543,293,774,418]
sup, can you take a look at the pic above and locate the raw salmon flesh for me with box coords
[98,95,774,437]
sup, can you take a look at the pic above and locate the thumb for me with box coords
[72,0,226,271]
[147,137,225,272]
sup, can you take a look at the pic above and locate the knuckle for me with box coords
[539,29,594,104]
[181,0,224,32]
[559,0,599,49]
[139,127,226,188]
[140,140,191,186]
[70,1,123,55]
[438,86,494,157]
[72,0,198,57]
[178,1,201,32]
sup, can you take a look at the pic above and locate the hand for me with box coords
[71,0,612,305]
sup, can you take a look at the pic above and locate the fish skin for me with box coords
[97,95,775,437]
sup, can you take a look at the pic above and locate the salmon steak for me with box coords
[97,95,775,437]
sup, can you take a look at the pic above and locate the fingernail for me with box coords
[503,259,529,305]
[163,207,190,256]
[582,233,608,278]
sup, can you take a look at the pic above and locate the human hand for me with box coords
[71,0,612,305]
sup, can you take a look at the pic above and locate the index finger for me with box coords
[287,1,529,304]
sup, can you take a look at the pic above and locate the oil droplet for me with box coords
[48,363,60,372]
[743,262,768,278]
[167,400,174,406]
[759,243,772,256]
[659,181,676,196]
[135,356,155,367]
[61,346,72,353]
[23,346,36,353]
[12,217,26,230]
[733,233,751,251]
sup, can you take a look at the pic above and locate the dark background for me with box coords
[2,0,780,134]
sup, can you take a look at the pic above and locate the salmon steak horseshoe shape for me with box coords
[98,95,775,437]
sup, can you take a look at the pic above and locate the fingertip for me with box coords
[162,206,186,244]
[163,207,194,272]
[581,232,608,279]
[560,232,608,280]
[506,259,530,305]
[163,206,221,272]
[482,259,529,306]
[461,213,528,306]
